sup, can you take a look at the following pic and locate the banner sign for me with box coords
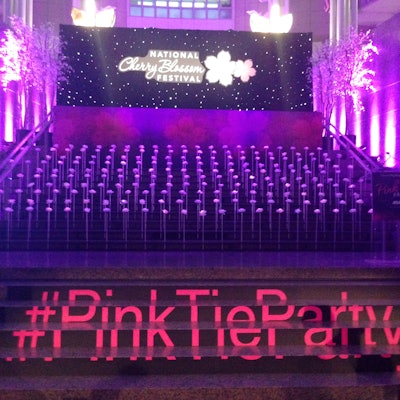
[3,285,400,366]
[373,171,400,219]
[58,26,313,111]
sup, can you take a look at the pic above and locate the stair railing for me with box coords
[325,122,383,174]
[0,113,53,187]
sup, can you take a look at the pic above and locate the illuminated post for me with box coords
[5,92,14,143]
[351,1,358,29]
[331,0,358,42]
[330,0,359,137]
[329,0,337,42]
[0,1,4,23]
[26,0,33,27]
[336,0,346,40]
[19,0,26,24]
[4,0,31,25]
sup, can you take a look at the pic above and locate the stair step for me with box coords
[1,344,400,359]
[0,374,399,400]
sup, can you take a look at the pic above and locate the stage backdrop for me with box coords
[58,26,313,112]
[55,27,320,150]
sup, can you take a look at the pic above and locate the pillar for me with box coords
[3,0,33,26]
[330,0,358,42]
[329,0,337,42]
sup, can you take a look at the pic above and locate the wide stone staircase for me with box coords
[1,252,400,399]
[0,142,387,252]
[1,141,399,398]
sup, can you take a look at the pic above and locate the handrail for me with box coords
[325,123,383,174]
[0,113,53,186]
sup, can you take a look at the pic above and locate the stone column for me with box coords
[26,0,33,27]
[330,0,358,42]
[350,0,358,32]
[3,0,33,26]
[329,0,338,42]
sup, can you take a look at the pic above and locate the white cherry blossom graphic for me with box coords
[234,59,257,83]
[204,50,236,87]
[204,51,257,86]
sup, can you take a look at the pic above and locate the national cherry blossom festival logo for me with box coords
[204,50,257,87]
[118,48,256,87]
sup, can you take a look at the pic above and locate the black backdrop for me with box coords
[58,25,313,112]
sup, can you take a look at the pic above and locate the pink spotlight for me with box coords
[369,96,380,159]
[5,91,14,142]
[384,107,396,168]
[339,100,346,134]
[354,111,362,147]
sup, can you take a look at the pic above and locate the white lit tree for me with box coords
[31,22,72,125]
[0,16,35,131]
[310,29,378,135]
[0,17,71,133]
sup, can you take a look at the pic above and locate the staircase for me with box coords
[0,142,387,252]
[1,251,400,399]
[1,142,399,398]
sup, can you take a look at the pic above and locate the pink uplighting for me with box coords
[33,92,41,128]
[369,96,380,159]
[354,111,362,147]
[339,107,346,135]
[384,108,396,168]
[5,92,14,142]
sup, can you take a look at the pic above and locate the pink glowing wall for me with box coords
[359,14,400,168]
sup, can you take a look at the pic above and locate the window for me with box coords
[130,0,232,19]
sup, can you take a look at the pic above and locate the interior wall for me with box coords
[27,0,330,40]
[360,13,400,167]
[11,1,400,155]
[32,0,72,26]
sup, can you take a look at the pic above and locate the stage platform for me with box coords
[1,250,400,399]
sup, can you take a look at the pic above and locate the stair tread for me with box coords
[0,372,399,390]
[2,320,400,330]
[1,344,400,358]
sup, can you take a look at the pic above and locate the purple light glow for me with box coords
[339,104,346,135]
[384,106,396,168]
[354,111,362,147]
[33,91,40,128]
[369,96,380,159]
[5,91,13,142]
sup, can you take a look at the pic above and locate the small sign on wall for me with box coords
[373,171,400,219]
